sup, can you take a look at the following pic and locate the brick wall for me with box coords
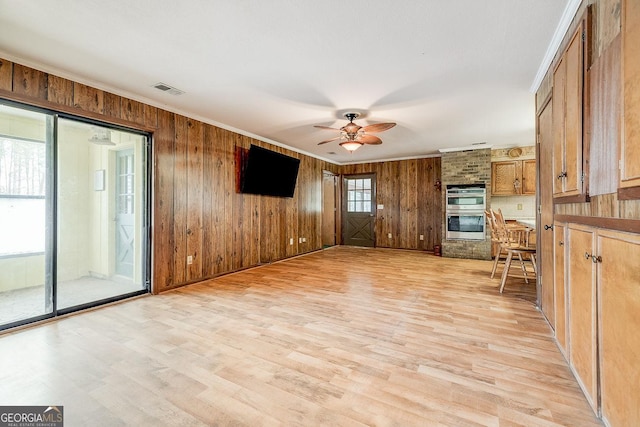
[441,148,491,260]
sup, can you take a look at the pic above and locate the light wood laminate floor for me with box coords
[0,247,601,426]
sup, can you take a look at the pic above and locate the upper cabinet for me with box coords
[620,0,640,197]
[522,159,536,194]
[553,21,587,200]
[491,159,536,196]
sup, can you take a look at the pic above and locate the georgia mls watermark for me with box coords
[0,406,63,427]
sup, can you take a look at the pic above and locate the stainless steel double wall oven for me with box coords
[445,184,486,240]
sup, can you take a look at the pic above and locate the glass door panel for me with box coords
[0,104,53,328]
[57,119,147,310]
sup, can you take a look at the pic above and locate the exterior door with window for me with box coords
[116,149,135,279]
[342,174,376,247]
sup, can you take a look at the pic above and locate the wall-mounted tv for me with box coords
[240,145,300,198]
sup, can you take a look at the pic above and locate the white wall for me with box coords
[491,194,536,219]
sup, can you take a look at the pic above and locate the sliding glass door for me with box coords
[0,101,149,330]
[56,119,148,310]
[0,104,53,327]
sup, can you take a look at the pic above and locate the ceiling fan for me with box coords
[315,112,396,152]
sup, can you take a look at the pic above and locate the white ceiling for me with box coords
[0,0,570,164]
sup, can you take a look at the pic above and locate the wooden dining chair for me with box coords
[486,210,506,278]
[488,210,537,293]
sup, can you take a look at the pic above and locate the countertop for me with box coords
[513,218,536,228]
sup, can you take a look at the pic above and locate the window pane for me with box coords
[348,201,355,212]
[363,201,371,212]
[0,136,46,255]
[0,103,51,327]
[0,198,45,255]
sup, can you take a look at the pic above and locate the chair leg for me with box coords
[491,247,503,278]
[530,253,537,274]
[516,252,529,283]
[500,251,513,293]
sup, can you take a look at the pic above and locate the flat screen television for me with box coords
[240,145,300,198]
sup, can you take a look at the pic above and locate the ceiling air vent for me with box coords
[152,82,184,96]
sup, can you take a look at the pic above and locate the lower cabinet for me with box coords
[566,224,598,412]
[597,229,640,427]
[553,223,568,356]
[556,223,640,426]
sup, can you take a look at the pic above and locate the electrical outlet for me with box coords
[388,233,392,238]
[517,203,523,210]
[302,237,306,243]
[299,237,302,243]
[289,238,294,245]
[419,234,424,241]
[187,255,193,265]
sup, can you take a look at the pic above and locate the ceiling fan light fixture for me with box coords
[314,111,395,151]
[340,141,363,152]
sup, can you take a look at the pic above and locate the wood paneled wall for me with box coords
[0,58,439,294]
[341,158,442,251]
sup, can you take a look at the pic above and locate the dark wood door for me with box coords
[538,100,554,325]
[322,171,337,247]
[342,174,376,247]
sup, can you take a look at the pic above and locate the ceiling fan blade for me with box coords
[314,125,341,131]
[360,135,383,145]
[362,122,396,133]
[317,136,341,145]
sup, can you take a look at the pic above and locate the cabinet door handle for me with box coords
[559,241,564,246]
[592,255,602,263]
[585,252,591,260]
[544,224,554,230]
[557,171,567,179]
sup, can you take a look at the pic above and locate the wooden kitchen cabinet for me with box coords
[491,159,536,195]
[597,229,640,427]
[521,159,536,194]
[566,223,598,412]
[557,221,640,422]
[553,223,567,356]
[620,0,640,193]
[552,20,587,200]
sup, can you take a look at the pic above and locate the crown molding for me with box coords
[529,0,582,93]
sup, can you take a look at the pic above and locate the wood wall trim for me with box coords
[554,214,640,233]
[0,88,156,132]
[553,193,591,204]
[618,186,640,200]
